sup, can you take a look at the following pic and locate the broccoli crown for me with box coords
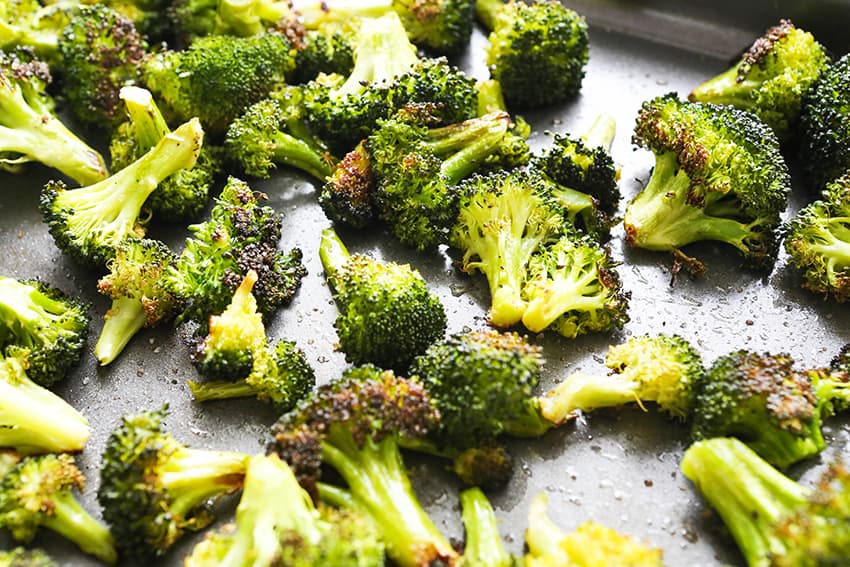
[320,228,447,371]
[392,0,474,54]
[0,277,89,388]
[0,546,57,567]
[291,23,356,84]
[97,406,249,560]
[681,437,850,567]
[319,140,378,228]
[524,492,663,566]
[0,454,117,565]
[449,444,514,490]
[689,19,828,140]
[142,32,294,136]
[410,329,543,448]
[483,0,588,108]
[169,177,307,323]
[625,94,790,268]
[521,232,629,338]
[785,173,850,301]
[58,5,147,130]
[255,339,316,408]
[691,350,824,469]
[800,53,850,191]
[450,169,569,327]
[0,0,77,63]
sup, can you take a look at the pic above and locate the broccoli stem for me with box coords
[535,372,640,418]
[582,114,616,151]
[459,487,512,567]
[436,112,511,184]
[681,438,809,566]
[317,481,358,509]
[689,66,759,111]
[321,434,458,567]
[475,0,505,31]
[521,265,607,333]
[160,448,249,521]
[319,227,350,281]
[41,492,117,565]
[524,493,566,558]
[120,86,171,151]
[476,79,508,116]
[94,297,148,366]
[270,130,334,181]
[188,380,257,402]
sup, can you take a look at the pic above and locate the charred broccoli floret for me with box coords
[0,546,57,567]
[0,453,116,564]
[98,406,250,560]
[94,238,182,366]
[270,366,458,567]
[682,437,850,567]
[0,277,89,387]
[476,0,589,109]
[0,0,77,63]
[319,140,377,228]
[40,118,203,267]
[98,0,171,42]
[0,47,107,185]
[459,487,514,567]
[625,94,790,270]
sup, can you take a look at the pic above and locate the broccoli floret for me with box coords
[816,344,850,417]
[290,22,355,84]
[97,406,250,560]
[0,453,117,565]
[168,0,296,41]
[270,366,459,567]
[319,227,447,371]
[520,232,628,337]
[110,86,221,222]
[785,173,850,301]
[225,96,335,181]
[524,492,664,566]
[319,140,378,228]
[142,32,294,137]
[624,94,790,270]
[459,487,514,567]
[185,453,384,567]
[476,0,588,109]
[94,238,182,366]
[690,351,824,469]
[58,5,148,131]
[689,19,828,141]
[0,277,89,387]
[449,169,569,327]
[0,0,77,64]
[0,47,107,185]
[682,437,850,567]
[0,354,89,454]
[0,546,57,567]
[99,0,171,43]
[40,118,203,267]
[167,177,307,324]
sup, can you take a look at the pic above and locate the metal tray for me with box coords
[2,3,849,565]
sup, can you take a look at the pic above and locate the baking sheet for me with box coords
[1,5,850,566]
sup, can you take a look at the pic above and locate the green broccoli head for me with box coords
[319,140,378,228]
[690,19,829,141]
[0,0,77,64]
[625,94,790,269]
[690,350,824,469]
[0,277,89,387]
[319,228,447,372]
[291,23,356,84]
[97,406,250,560]
[0,454,117,565]
[0,546,58,567]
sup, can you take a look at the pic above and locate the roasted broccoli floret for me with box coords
[270,366,458,567]
[0,47,107,185]
[185,453,384,567]
[682,437,850,567]
[0,546,57,567]
[816,344,850,418]
[524,492,664,566]
[690,20,828,142]
[0,0,77,64]
[0,453,117,564]
[476,0,589,109]
[168,0,296,41]
[624,94,790,270]
[41,118,203,267]
[459,487,515,567]
[142,32,294,137]
[785,173,850,301]
[109,86,220,222]
[94,238,182,366]
[0,277,89,387]
[98,406,250,560]
[97,0,171,43]
[290,22,355,84]
[167,177,307,324]
[319,227,447,371]
[58,5,148,131]
[0,354,89,454]
[319,140,377,228]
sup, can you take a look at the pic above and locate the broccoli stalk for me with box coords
[41,118,204,267]
[0,454,117,565]
[459,487,514,567]
[681,437,850,566]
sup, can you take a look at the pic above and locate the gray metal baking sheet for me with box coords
[1,4,849,566]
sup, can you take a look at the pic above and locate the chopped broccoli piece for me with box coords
[625,94,790,270]
[0,546,57,567]
[290,22,355,84]
[477,0,589,108]
[0,0,77,64]
[816,344,850,418]
[98,406,250,560]
[0,453,117,565]
[40,118,203,267]
[319,227,447,371]
[681,437,850,567]
[94,238,182,366]
[0,277,89,387]
[459,487,514,567]
[690,19,828,141]
[319,140,378,228]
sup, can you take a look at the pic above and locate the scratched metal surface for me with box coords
[1,4,849,566]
